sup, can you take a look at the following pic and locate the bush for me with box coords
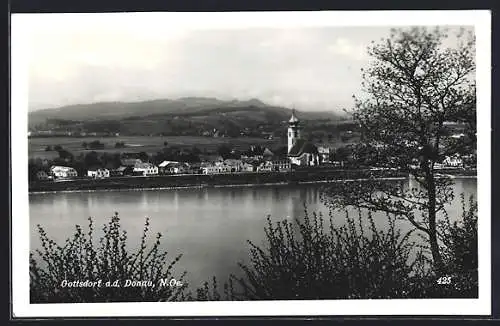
[197,208,425,300]
[30,213,188,303]
[197,200,478,300]
[115,142,126,148]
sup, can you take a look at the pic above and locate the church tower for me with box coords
[288,109,300,153]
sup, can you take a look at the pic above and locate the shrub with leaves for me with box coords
[197,208,426,300]
[417,194,478,298]
[30,213,188,303]
[196,197,478,300]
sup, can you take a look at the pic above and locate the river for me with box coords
[29,177,477,292]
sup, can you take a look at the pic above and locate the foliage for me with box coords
[197,198,478,300]
[337,27,476,273]
[30,213,188,303]
[88,140,105,150]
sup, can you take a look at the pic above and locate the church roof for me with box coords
[288,139,319,157]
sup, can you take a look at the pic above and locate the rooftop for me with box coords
[288,139,319,157]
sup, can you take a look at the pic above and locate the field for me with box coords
[28,136,284,159]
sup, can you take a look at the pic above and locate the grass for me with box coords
[28,136,282,158]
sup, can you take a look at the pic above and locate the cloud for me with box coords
[327,38,367,60]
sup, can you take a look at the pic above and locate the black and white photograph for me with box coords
[11,10,491,317]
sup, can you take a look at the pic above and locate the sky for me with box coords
[18,12,474,113]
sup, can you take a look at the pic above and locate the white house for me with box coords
[257,161,273,172]
[443,155,463,168]
[50,165,78,179]
[271,159,291,172]
[318,146,332,163]
[214,161,232,173]
[241,162,255,172]
[224,159,244,172]
[201,163,219,175]
[87,168,110,179]
[133,162,159,176]
[163,162,188,174]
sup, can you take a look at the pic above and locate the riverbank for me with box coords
[29,168,476,194]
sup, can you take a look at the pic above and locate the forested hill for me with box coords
[28,97,352,138]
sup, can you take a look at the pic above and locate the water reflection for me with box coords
[29,178,476,291]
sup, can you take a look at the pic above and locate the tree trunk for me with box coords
[426,169,446,274]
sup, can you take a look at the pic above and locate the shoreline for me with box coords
[28,173,476,195]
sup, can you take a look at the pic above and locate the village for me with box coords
[32,111,475,183]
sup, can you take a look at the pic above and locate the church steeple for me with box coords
[289,109,299,124]
[287,109,301,153]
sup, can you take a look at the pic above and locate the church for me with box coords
[287,110,320,166]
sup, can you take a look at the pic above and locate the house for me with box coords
[271,159,291,172]
[87,168,110,179]
[158,161,180,174]
[443,155,463,168]
[214,161,232,173]
[133,162,159,176]
[224,159,243,172]
[36,170,52,181]
[186,162,202,174]
[241,162,255,172]
[318,146,332,164]
[50,165,78,179]
[110,166,129,177]
[163,162,188,174]
[201,163,219,175]
[257,161,273,172]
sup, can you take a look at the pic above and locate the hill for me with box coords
[28,97,351,138]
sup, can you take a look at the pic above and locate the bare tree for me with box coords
[322,27,476,274]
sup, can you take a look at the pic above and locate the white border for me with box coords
[11,10,491,317]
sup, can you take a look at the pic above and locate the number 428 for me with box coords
[437,276,452,285]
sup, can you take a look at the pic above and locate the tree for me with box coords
[217,144,232,159]
[138,151,149,162]
[88,140,105,150]
[323,27,476,274]
[115,141,126,148]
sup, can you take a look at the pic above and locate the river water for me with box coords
[29,177,477,292]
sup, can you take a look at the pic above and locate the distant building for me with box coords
[50,165,78,179]
[257,161,273,172]
[443,155,463,168]
[158,161,179,174]
[110,166,129,177]
[133,162,158,176]
[162,162,188,174]
[241,162,255,172]
[224,159,244,172]
[201,163,219,175]
[87,168,110,179]
[271,159,291,172]
[287,111,320,166]
[318,146,332,163]
[36,170,51,181]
